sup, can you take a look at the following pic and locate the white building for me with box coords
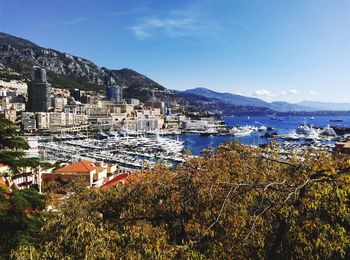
[136,118,164,131]
[64,104,87,115]
[65,112,74,126]
[181,120,208,130]
[49,112,66,128]
[0,88,7,97]
[36,112,50,129]
[25,136,39,157]
[53,97,67,111]
[1,102,25,112]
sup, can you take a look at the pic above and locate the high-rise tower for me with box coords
[28,66,51,112]
[106,85,123,102]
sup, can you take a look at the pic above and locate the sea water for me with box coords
[172,116,350,155]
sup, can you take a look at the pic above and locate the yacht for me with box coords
[230,126,253,136]
[281,131,300,141]
[282,124,322,141]
[304,131,320,141]
[200,127,219,136]
[258,125,267,131]
[319,125,337,137]
[295,124,318,136]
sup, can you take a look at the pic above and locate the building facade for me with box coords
[27,66,51,112]
[21,112,36,131]
[42,161,108,189]
[106,85,123,102]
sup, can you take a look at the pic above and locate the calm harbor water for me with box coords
[172,116,350,155]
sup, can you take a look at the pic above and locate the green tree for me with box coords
[42,176,89,194]
[0,188,45,258]
[0,119,42,175]
[11,141,350,259]
[0,119,48,258]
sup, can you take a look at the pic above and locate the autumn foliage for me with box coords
[11,141,350,259]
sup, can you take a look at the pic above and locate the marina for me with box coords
[169,116,350,155]
[36,115,350,167]
[39,134,186,171]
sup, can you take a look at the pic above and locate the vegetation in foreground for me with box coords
[0,119,43,174]
[1,139,348,259]
[1,119,350,258]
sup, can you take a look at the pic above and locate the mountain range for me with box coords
[1,32,349,115]
[181,87,313,112]
[298,101,350,111]
[181,87,350,112]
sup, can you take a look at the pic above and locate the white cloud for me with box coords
[279,91,287,96]
[131,25,152,39]
[130,6,226,41]
[288,89,298,95]
[253,89,299,98]
[131,16,195,40]
[308,90,319,96]
[253,89,276,98]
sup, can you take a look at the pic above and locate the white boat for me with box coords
[282,124,323,141]
[201,127,219,135]
[295,124,314,135]
[319,125,337,137]
[281,131,300,141]
[304,131,320,141]
[258,125,267,131]
[230,126,253,136]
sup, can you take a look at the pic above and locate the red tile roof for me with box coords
[101,173,129,189]
[123,173,145,186]
[55,161,102,174]
[101,173,145,189]
[0,177,6,186]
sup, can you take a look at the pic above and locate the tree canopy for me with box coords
[0,187,45,258]
[9,142,350,259]
[0,118,41,174]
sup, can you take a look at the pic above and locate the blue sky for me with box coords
[1,0,349,103]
